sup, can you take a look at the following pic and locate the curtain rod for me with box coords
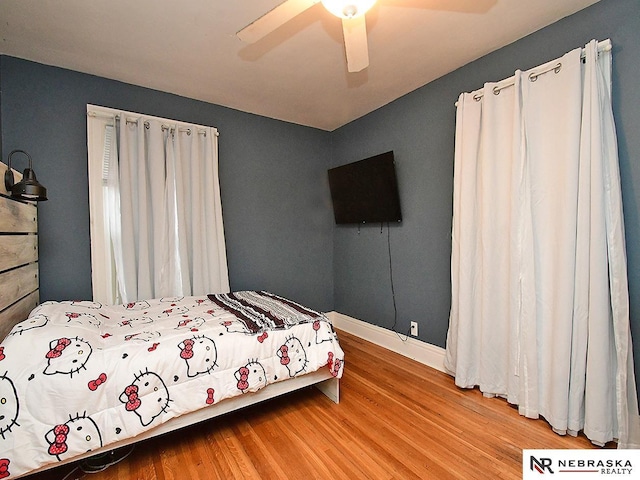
[125,118,207,137]
[454,39,611,106]
[86,109,219,137]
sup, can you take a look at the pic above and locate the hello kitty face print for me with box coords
[235,360,267,393]
[178,336,218,377]
[0,373,19,440]
[63,301,102,309]
[157,305,189,318]
[312,319,334,344]
[44,337,92,377]
[118,316,154,328]
[124,331,161,342]
[174,317,207,331]
[124,300,150,311]
[221,319,251,335]
[160,296,184,304]
[10,314,48,336]
[45,413,102,461]
[64,312,101,329]
[277,336,308,377]
[120,370,170,427]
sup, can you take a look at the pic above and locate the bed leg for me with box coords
[314,377,339,403]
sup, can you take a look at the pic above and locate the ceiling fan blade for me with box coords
[341,16,369,73]
[237,0,319,44]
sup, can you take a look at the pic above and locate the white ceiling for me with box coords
[0,0,600,131]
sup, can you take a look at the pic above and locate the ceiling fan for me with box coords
[237,0,377,73]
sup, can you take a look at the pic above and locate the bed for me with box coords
[0,162,344,479]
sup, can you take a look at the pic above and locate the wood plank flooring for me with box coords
[26,329,606,480]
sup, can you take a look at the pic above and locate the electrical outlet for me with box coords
[410,321,418,336]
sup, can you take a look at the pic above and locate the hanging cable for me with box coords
[385,223,409,341]
[60,466,83,480]
[77,445,135,475]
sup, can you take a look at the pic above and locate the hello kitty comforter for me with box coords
[0,291,344,479]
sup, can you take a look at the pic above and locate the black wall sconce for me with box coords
[4,149,48,201]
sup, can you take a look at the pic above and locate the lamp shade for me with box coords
[4,150,48,201]
[321,0,376,18]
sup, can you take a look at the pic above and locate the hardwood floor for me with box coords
[27,329,605,480]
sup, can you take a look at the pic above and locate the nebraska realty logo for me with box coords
[523,450,639,479]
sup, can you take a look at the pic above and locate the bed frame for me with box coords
[25,369,338,477]
[0,161,339,478]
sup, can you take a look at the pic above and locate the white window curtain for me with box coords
[87,105,229,304]
[444,39,640,448]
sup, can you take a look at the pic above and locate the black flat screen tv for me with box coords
[328,151,402,224]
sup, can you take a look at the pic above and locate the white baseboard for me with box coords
[326,311,446,373]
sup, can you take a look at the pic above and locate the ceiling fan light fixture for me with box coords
[321,0,376,19]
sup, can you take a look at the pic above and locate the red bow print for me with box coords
[66,313,80,319]
[0,458,9,479]
[148,342,160,352]
[237,366,249,391]
[206,388,215,405]
[331,358,342,377]
[313,320,320,331]
[88,373,107,391]
[327,352,338,376]
[279,345,290,365]
[180,339,194,359]
[48,424,69,456]
[0,347,5,362]
[46,338,71,359]
[257,332,268,343]
[124,384,141,411]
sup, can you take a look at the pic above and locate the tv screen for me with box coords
[328,151,402,224]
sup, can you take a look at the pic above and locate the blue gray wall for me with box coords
[0,56,334,311]
[331,0,640,370]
